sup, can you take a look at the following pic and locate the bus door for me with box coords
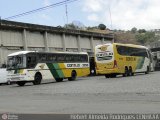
[89,57,96,76]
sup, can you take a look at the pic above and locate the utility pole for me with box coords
[65,0,68,25]
[109,5,114,43]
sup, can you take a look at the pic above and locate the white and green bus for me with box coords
[7,51,90,86]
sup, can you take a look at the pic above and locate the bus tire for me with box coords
[145,66,149,74]
[123,67,128,77]
[110,74,117,78]
[68,70,77,81]
[7,81,11,85]
[105,74,110,78]
[129,66,134,76]
[55,78,63,82]
[17,81,26,86]
[131,72,134,76]
[33,72,42,85]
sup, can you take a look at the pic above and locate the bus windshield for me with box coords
[7,55,26,70]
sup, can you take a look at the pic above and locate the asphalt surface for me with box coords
[0,71,160,114]
[0,69,7,84]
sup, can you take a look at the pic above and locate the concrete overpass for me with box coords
[0,20,114,67]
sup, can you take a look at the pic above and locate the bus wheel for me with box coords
[145,66,149,74]
[68,71,77,81]
[55,78,63,82]
[131,72,134,76]
[110,74,117,78]
[17,81,26,86]
[105,74,110,78]
[123,67,128,77]
[129,67,134,76]
[33,73,42,85]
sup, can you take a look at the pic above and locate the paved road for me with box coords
[0,69,7,84]
[0,71,160,114]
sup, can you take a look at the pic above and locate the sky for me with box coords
[0,0,160,30]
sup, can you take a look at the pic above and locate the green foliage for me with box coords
[145,32,155,42]
[131,27,137,33]
[138,29,146,33]
[63,23,158,45]
[135,33,147,44]
[64,23,78,29]
[135,31,158,45]
[98,24,106,30]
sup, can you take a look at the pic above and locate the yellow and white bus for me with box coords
[95,43,153,78]
[7,51,90,86]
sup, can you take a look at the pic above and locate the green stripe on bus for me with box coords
[53,63,64,78]
[136,57,145,69]
[47,63,64,79]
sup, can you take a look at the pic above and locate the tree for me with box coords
[64,23,78,29]
[131,27,137,33]
[145,32,155,43]
[138,29,146,33]
[98,24,106,30]
[135,31,158,45]
[135,33,146,44]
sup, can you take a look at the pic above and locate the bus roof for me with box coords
[8,51,88,57]
[8,51,35,57]
[96,43,148,49]
[113,43,148,49]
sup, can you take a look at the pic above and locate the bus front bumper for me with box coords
[7,74,26,82]
[96,68,120,75]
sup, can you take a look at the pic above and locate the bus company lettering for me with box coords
[82,64,89,67]
[67,63,89,68]
[67,64,80,68]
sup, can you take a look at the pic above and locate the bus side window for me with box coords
[65,55,72,62]
[116,45,129,56]
[57,54,65,62]
[80,55,88,62]
[27,57,31,64]
[40,54,47,62]
[47,54,57,62]
[27,56,36,68]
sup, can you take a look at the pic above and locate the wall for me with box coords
[0,20,113,67]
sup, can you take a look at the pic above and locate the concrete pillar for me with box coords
[112,38,115,43]
[90,36,94,52]
[62,33,66,51]
[102,37,105,44]
[0,30,3,66]
[0,45,1,71]
[77,35,81,52]
[112,34,115,43]
[0,47,2,67]
[0,30,1,46]
[44,31,49,52]
[22,29,28,50]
